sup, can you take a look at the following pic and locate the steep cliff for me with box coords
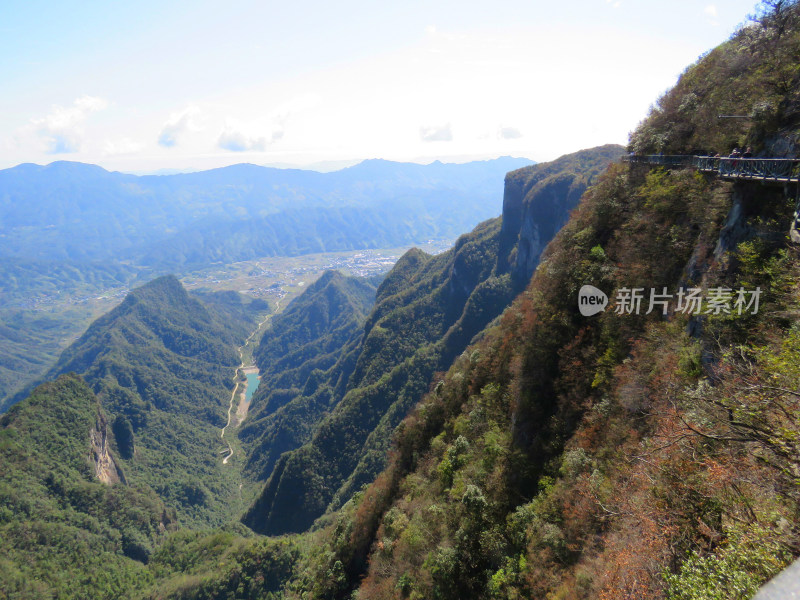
[241,146,621,536]
[278,5,800,598]
[498,144,625,287]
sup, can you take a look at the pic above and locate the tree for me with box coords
[112,414,135,459]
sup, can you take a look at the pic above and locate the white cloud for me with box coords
[29,95,108,154]
[104,137,144,156]
[605,0,622,8]
[498,126,522,140]
[158,105,203,148]
[218,128,268,152]
[217,115,286,152]
[420,123,452,142]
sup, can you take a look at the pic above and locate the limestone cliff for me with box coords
[499,144,625,288]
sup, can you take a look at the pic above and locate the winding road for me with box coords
[220,301,280,465]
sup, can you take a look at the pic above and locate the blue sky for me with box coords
[0,0,762,172]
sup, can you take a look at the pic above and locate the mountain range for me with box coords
[0,156,533,409]
[241,145,624,536]
[0,156,533,272]
[0,144,621,597]
[3,3,800,598]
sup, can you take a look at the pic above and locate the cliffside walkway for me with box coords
[625,154,800,183]
[625,154,800,243]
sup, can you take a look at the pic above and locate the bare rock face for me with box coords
[498,145,626,289]
[90,412,126,485]
[714,187,752,262]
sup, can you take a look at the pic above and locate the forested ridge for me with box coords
[272,4,800,597]
[240,145,621,537]
[240,271,378,485]
[30,276,268,529]
[3,2,800,598]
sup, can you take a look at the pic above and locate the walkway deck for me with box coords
[625,155,800,183]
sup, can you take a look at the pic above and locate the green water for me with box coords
[244,371,260,401]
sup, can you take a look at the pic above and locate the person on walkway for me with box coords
[743,147,753,158]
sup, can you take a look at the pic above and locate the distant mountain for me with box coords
[0,156,534,271]
[0,257,138,406]
[0,156,531,407]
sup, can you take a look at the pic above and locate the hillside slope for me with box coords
[241,145,623,536]
[278,5,800,598]
[0,375,171,599]
[241,271,377,481]
[45,275,266,527]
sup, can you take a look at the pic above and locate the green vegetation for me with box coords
[629,0,800,156]
[241,271,377,481]
[45,275,268,528]
[285,167,797,599]
[0,375,170,599]
[242,218,513,535]
[241,146,620,538]
[500,144,626,288]
[244,5,800,597]
[0,257,135,406]
[5,4,800,599]
[0,157,526,410]
[146,532,300,600]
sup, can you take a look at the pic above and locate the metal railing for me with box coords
[696,156,800,181]
[624,154,800,182]
[625,155,696,168]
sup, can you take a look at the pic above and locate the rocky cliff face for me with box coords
[241,146,627,537]
[499,144,625,287]
[90,412,126,485]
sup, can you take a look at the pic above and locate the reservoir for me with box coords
[244,370,260,402]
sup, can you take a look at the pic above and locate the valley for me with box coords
[222,305,276,466]
[0,155,515,410]
[4,3,800,595]
[0,240,452,409]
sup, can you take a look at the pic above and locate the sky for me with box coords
[0,0,763,173]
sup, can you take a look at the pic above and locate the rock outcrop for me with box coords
[498,144,625,288]
[90,412,126,485]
